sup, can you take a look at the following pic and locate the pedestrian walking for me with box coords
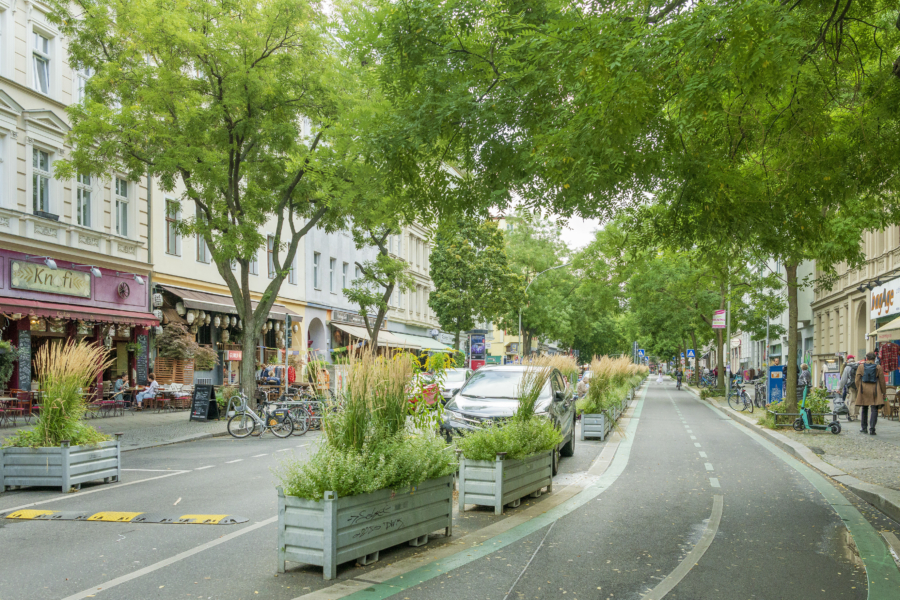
[798,364,812,392]
[854,352,886,435]
[656,369,664,384]
[839,355,859,418]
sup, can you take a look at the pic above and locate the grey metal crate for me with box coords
[458,450,553,516]
[1,440,120,493]
[277,475,453,579]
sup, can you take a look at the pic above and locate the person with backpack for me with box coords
[854,352,886,435]
[839,355,859,418]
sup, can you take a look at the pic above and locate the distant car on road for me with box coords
[441,365,576,475]
[440,368,473,402]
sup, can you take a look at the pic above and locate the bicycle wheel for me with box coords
[727,393,742,411]
[267,414,294,438]
[743,392,754,413]
[289,406,311,436]
[228,413,257,438]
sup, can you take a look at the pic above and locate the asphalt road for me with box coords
[2,382,899,600]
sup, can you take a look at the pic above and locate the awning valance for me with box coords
[330,323,411,348]
[868,318,900,342]
[0,299,159,326]
[159,285,302,322]
[388,332,456,352]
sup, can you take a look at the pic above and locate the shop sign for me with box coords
[331,310,369,327]
[712,310,726,329]
[11,261,91,298]
[226,350,243,361]
[870,278,900,320]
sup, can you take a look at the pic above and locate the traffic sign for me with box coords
[680,352,685,358]
[638,349,645,357]
[687,349,695,358]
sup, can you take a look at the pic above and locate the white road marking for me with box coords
[275,448,292,452]
[687,430,693,433]
[121,469,178,472]
[60,517,277,600]
[225,459,243,463]
[709,477,720,488]
[690,435,697,440]
[640,495,724,600]
[699,451,707,458]
[252,454,268,458]
[194,466,214,470]
[694,443,701,447]
[705,463,714,471]
[0,472,189,515]
[296,444,309,448]
[173,497,181,506]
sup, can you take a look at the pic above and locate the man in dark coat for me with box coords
[854,352,886,435]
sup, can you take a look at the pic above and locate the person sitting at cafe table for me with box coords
[113,374,127,403]
[134,374,159,410]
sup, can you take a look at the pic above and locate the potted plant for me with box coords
[2,340,119,493]
[455,362,562,515]
[0,340,17,389]
[274,352,456,579]
[579,356,636,441]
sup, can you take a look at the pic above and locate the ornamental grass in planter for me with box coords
[456,362,563,514]
[2,340,119,493]
[274,351,455,578]
[578,356,640,440]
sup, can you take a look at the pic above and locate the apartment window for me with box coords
[329,258,336,293]
[355,266,361,282]
[506,223,513,231]
[32,149,51,213]
[399,289,404,310]
[114,178,129,236]
[416,239,421,267]
[342,262,348,289]
[267,235,276,279]
[76,67,93,103]
[165,200,179,255]
[289,256,296,284]
[313,252,321,289]
[197,235,209,263]
[249,251,258,275]
[76,173,91,226]
[32,32,50,94]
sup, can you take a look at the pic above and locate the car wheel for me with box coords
[551,446,560,476]
[560,416,576,457]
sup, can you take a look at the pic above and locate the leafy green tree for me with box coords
[51,0,392,398]
[429,218,523,350]
[344,225,414,348]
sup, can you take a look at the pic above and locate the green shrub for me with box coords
[0,340,17,389]
[760,388,830,428]
[700,387,726,400]
[456,418,563,461]
[276,433,455,500]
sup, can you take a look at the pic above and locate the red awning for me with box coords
[0,299,160,326]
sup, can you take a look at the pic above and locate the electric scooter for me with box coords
[793,385,841,434]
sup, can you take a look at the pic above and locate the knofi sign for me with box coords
[870,278,900,320]
[11,261,91,298]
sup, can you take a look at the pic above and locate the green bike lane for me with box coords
[330,381,899,600]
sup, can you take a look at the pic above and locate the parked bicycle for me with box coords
[226,393,294,438]
[752,378,767,408]
[727,381,754,413]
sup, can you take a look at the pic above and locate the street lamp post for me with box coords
[519,264,570,359]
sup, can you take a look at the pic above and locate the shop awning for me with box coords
[159,285,302,321]
[0,298,159,326]
[868,318,900,342]
[330,323,412,348]
[388,331,456,352]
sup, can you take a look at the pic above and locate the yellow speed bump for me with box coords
[6,509,57,520]
[177,514,229,524]
[86,512,144,522]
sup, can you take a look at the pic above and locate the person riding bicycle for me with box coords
[676,369,683,389]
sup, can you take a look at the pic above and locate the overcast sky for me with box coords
[560,216,602,250]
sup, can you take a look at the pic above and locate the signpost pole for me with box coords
[726,289,731,379]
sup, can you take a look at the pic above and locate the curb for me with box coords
[686,385,900,524]
[120,429,231,453]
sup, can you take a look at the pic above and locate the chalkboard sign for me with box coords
[136,334,149,385]
[18,330,31,390]
[190,384,219,421]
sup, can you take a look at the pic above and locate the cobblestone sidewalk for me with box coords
[0,410,228,451]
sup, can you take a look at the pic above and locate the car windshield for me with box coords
[444,370,468,384]
[460,370,550,399]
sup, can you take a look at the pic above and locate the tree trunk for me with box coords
[716,330,725,388]
[241,305,259,406]
[784,263,799,412]
[454,329,461,351]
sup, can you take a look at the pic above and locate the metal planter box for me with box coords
[581,411,611,441]
[277,475,453,580]
[458,450,553,516]
[1,440,121,493]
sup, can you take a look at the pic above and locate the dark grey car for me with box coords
[440,365,576,475]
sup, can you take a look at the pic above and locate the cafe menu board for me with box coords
[136,334,149,385]
[190,384,219,421]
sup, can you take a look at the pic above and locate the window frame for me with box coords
[75,173,92,227]
[165,199,180,256]
[31,30,51,95]
[288,255,297,285]
[76,67,93,103]
[329,257,336,293]
[249,251,258,276]
[342,262,348,290]
[114,177,129,237]
[32,147,51,214]
[313,252,321,289]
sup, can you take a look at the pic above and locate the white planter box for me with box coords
[458,451,553,515]
[277,475,453,580]
[1,441,121,493]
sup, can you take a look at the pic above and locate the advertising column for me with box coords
[470,334,486,370]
